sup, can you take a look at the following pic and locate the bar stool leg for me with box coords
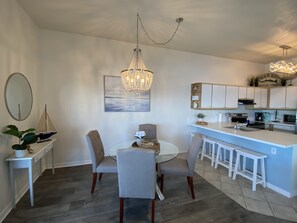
[201,140,206,161]
[261,158,266,188]
[211,144,215,167]
[214,145,221,169]
[232,153,240,180]
[252,159,258,191]
[228,150,233,177]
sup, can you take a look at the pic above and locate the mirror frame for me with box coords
[4,72,33,121]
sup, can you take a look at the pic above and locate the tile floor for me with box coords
[194,157,297,222]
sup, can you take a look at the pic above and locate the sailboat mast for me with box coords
[45,104,48,133]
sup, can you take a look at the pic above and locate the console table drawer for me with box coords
[34,150,46,163]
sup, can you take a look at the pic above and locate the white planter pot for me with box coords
[15,150,27,158]
[198,118,203,122]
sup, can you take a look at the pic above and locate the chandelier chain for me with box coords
[137,13,182,45]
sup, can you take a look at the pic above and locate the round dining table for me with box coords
[109,139,180,163]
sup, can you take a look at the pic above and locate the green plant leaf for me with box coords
[3,129,22,138]
[6,125,18,131]
[22,133,38,144]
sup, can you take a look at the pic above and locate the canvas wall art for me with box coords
[104,75,150,112]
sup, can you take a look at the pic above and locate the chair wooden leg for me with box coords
[151,199,155,223]
[120,197,124,223]
[187,176,195,199]
[91,173,97,193]
[99,173,103,181]
[160,174,164,192]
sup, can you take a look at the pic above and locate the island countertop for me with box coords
[190,122,297,148]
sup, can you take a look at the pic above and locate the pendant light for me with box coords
[121,13,183,93]
[270,45,297,75]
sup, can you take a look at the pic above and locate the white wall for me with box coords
[39,29,265,167]
[0,0,40,220]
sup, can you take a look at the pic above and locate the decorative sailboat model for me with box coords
[36,105,57,143]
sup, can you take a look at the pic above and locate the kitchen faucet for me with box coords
[274,110,278,121]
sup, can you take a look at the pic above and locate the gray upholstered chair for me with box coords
[86,130,117,193]
[159,133,203,199]
[139,124,157,140]
[117,148,156,223]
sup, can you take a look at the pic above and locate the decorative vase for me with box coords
[198,118,203,122]
[136,138,143,146]
[15,149,27,158]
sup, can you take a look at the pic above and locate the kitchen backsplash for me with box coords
[190,106,296,123]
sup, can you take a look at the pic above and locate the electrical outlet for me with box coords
[271,147,277,155]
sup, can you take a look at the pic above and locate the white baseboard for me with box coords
[266,182,295,198]
[47,160,91,168]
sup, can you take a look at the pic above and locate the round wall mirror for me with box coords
[5,73,33,121]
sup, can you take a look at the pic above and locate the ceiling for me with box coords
[17,0,297,64]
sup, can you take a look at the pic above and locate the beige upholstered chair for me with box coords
[117,148,156,223]
[159,133,203,199]
[139,124,157,140]
[86,130,117,193]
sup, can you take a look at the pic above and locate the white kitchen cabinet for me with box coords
[254,88,268,109]
[269,87,286,109]
[285,86,297,109]
[201,83,212,108]
[261,88,268,108]
[247,87,255,99]
[212,84,226,108]
[225,86,239,108]
[238,87,247,98]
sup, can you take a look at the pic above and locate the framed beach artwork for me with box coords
[104,75,150,112]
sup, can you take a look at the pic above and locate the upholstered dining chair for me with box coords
[139,124,157,140]
[86,130,117,193]
[159,133,203,199]
[117,148,156,223]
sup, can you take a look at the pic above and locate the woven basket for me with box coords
[132,140,160,154]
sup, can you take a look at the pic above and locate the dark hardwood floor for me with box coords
[3,165,295,223]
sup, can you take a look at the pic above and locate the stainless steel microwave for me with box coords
[284,114,296,124]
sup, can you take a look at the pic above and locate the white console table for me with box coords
[6,139,56,208]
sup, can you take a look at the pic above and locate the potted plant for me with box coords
[197,113,206,122]
[2,125,38,157]
[247,75,255,86]
[279,76,287,86]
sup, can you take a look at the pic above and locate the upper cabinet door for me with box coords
[247,87,255,99]
[261,88,268,108]
[201,83,212,108]
[212,85,226,108]
[269,87,286,109]
[285,86,297,109]
[254,88,268,109]
[225,86,239,108]
[254,88,261,108]
[238,87,247,98]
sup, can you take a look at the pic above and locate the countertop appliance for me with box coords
[231,113,248,123]
[284,114,296,124]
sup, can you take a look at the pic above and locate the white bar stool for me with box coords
[201,136,219,167]
[214,141,238,177]
[232,147,267,191]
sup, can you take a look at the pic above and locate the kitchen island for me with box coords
[190,122,297,198]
